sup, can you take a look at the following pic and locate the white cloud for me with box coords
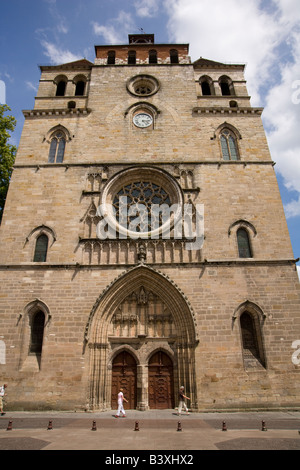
[273,0,300,27]
[92,24,121,44]
[164,0,300,220]
[44,0,69,34]
[262,29,300,218]
[41,40,82,64]
[297,265,300,281]
[26,81,38,93]
[164,0,281,104]
[92,11,135,44]
[285,197,300,218]
[134,0,160,18]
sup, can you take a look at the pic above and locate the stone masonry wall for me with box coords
[0,263,299,410]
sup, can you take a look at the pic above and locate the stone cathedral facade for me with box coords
[0,34,299,411]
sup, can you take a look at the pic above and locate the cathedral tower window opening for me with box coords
[201,80,211,95]
[219,75,235,96]
[149,49,158,64]
[128,50,136,65]
[55,76,68,97]
[68,101,76,109]
[237,228,252,258]
[107,51,116,64]
[240,311,266,368]
[33,234,48,262]
[29,311,45,356]
[48,131,66,163]
[220,129,239,161]
[170,49,179,64]
[199,76,214,96]
[73,74,87,96]
[75,80,85,96]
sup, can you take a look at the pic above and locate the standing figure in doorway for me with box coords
[115,387,128,418]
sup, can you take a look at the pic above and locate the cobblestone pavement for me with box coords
[0,410,299,452]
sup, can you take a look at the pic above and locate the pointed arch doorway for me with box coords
[111,351,137,409]
[86,265,198,411]
[148,351,174,409]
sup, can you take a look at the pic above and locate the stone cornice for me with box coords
[192,107,263,115]
[13,160,275,170]
[0,259,297,270]
[23,108,92,118]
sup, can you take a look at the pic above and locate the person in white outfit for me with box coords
[115,388,128,417]
[178,386,190,415]
[0,384,7,415]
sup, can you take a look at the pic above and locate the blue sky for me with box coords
[1,0,299,277]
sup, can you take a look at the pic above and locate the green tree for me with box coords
[0,104,17,223]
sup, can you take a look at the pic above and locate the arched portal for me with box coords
[85,265,198,411]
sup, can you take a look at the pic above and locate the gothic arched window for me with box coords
[237,228,252,258]
[56,80,67,97]
[75,80,85,96]
[201,81,211,95]
[219,76,234,96]
[199,76,214,96]
[220,129,239,161]
[48,131,66,163]
[34,234,48,262]
[29,311,45,355]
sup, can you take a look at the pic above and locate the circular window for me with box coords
[127,75,160,97]
[100,167,183,239]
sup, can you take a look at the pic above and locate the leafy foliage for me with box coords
[0,105,16,222]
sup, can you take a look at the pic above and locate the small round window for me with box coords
[127,75,160,97]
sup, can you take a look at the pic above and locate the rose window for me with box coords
[100,167,183,239]
[113,181,171,233]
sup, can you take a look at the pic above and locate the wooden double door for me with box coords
[111,350,174,410]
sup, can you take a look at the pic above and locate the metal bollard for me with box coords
[6,420,12,431]
[91,420,97,431]
[47,420,53,430]
[261,420,267,431]
[177,421,182,432]
[134,421,139,431]
[222,421,227,431]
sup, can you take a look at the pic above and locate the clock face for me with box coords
[133,113,153,128]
